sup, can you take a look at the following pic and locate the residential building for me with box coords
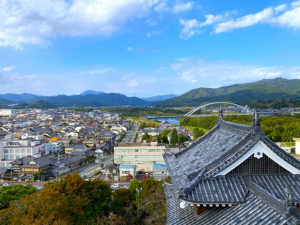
[0,109,16,116]
[114,143,166,171]
[11,156,52,175]
[153,164,167,180]
[102,163,119,179]
[119,165,136,181]
[164,109,300,224]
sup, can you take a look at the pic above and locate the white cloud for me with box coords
[153,66,166,73]
[127,46,133,51]
[274,4,288,13]
[88,68,113,75]
[214,7,274,33]
[122,72,136,80]
[0,67,15,72]
[172,2,193,13]
[180,1,300,36]
[169,58,300,88]
[0,0,167,49]
[147,30,160,38]
[179,11,235,38]
[154,3,169,12]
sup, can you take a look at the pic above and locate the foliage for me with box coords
[178,135,186,144]
[118,132,126,142]
[102,107,189,118]
[164,176,172,184]
[156,78,300,107]
[129,179,140,201]
[193,128,205,141]
[170,128,178,146]
[161,130,171,137]
[112,188,130,215]
[139,178,167,225]
[180,114,300,142]
[0,185,37,210]
[83,158,87,164]
[142,132,151,143]
[33,171,44,181]
[0,172,112,225]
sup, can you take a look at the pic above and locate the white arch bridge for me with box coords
[146,102,253,120]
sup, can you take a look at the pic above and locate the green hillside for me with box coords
[158,78,300,107]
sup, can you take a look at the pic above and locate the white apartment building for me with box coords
[45,142,62,155]
[0,109,16,116]
[0,140,45,167]
[21,134,43,141]
[114,143,166,171]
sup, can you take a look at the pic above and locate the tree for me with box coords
[142,132,150,143]
[83,158,87,164]
[161,130,171,137]
[129,179,140,201]
[0,172,112,225]
[193,128,205,141]
[169,128,178,146]
[178,135,186,144]
[112,188,130,215]
[0,185,37,210]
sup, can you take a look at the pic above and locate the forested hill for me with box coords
[157,78,300,107]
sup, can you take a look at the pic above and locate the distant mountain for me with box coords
[143,94,178,102]
[157,78,300,107]
[24,96,51,103]
[25,100,57,109]
[0,93,38,102]
[0,98,13,104]
[46,93,147,106]
[80,90,105,95]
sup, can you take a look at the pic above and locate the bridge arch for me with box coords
[185,102,253,117]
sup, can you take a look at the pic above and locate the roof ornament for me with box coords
[284,186,300,221]
[218,107,223,122]
[253,106,261,127]
[252,106,263,135]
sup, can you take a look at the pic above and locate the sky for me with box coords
[1,0,300,98]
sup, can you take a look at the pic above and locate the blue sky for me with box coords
[1,0,300,97]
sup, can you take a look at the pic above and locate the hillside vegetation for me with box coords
[158,78,300,107]
[180,114,300,142]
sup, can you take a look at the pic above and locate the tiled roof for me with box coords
[164,181,291,225]
[246,175,300,203]
[183,175,248,204]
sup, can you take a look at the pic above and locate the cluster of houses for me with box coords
[0,109,130,180]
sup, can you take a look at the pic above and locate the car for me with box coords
[49,177,54,180]
[110,184,119,189]
[54,154,58,157]
[2,183,11,186]
[36,180,41,182]
[146,173,149,177]
[13,177,18,181]
[82,175,87,179]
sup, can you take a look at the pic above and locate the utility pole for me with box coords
[136,187,142,215]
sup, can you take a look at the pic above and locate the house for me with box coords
[119,165,136,181]
[164,108,300,224]
[103,163,119,179]
[11,156,52,175]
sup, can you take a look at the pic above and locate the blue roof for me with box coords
[120,165,136,169]
[153,164,166,168]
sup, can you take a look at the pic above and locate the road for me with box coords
[121,122,140,144]
[78,155,114,178]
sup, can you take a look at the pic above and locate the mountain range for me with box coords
[142,94,178,102]
[2,78,300,108]
[157,78,300,107]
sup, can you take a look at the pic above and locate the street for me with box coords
[121,122,140,143]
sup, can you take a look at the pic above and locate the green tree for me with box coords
[129,179,140,201]
[170,128,178,146]
[161,129,171,137]
[142,132,150,143]
[193,128,205,140]
[0,185,37,210]
[112,188,130,215]
[178,135,186,144]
